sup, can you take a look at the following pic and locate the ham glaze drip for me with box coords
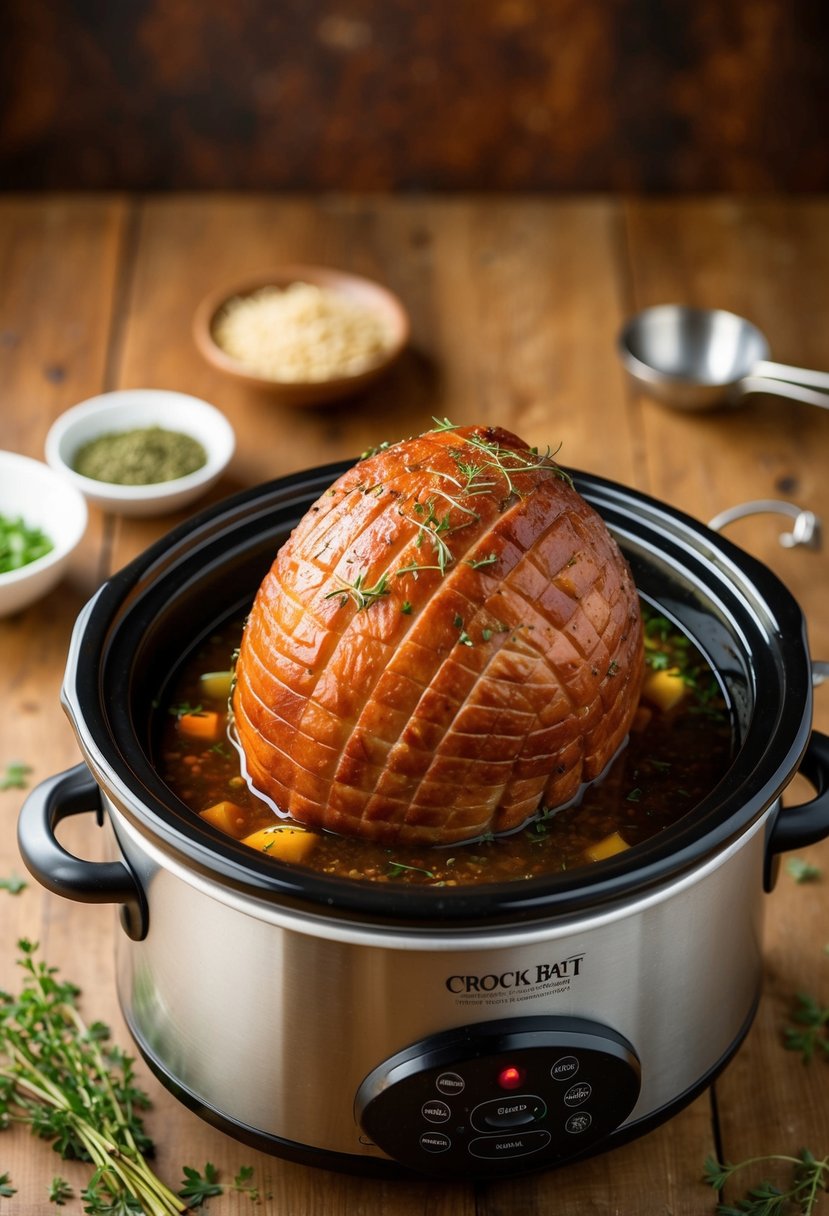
[232,424,645,845]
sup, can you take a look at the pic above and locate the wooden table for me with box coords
[1,195,827,1214]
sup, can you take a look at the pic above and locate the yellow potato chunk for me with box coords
[241,825,317,863]
[200,800,249,838]
[585,831,630,863]
[641,667,687,712]
[199,670,234,700]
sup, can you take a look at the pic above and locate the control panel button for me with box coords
[551,1055,579,1081]
[420,1131,452,1153]
[564,1112,593,1135]
[436,1071,465,1096]
[470,1095,547,1132]
[563,1082,592,1107]
[421,1099,451,1123]
[469,1130,552,1160]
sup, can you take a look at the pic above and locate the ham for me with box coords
[232,424,645,845]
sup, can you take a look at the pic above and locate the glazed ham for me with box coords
[232,424,644,845]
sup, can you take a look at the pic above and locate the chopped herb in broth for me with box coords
[156,606,733,885]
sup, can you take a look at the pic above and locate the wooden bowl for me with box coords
[193,265,410,406]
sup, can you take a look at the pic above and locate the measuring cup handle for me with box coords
[741,365,829,409]
[754,360,829,392]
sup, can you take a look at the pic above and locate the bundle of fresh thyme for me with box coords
[0,940,186,1214]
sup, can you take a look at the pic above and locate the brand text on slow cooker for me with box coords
[446,955,585,993]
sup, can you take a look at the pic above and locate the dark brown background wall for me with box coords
[2,0,827,192]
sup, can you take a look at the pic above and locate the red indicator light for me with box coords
[498,1065,525,1090]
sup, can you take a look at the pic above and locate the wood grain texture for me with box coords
[0,194,827,1214]
[1,1,828,191]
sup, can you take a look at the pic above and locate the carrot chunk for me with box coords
[177,711,221,741]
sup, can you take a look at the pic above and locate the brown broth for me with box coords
[156,607,733,885]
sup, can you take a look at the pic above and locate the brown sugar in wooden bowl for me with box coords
[193,265,410,406]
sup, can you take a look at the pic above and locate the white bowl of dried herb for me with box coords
[45,389,236,517]
[0,451,88,617]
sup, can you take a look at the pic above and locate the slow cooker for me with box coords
[18,465,829,1179]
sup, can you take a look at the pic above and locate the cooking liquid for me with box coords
[156,608,734,886]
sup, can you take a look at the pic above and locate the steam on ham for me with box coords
[232,424,645,845]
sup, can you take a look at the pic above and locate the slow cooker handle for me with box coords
[766,731,829,884]
[17,763,148,941]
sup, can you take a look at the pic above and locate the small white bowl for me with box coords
[0,451,88,618]
[45,389,236,517]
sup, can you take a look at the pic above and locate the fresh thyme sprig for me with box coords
[178,1164,222,1208]
[323,571,392,611]
[466,552,498,570]
[786,858,823,884]
[398,496,473,577]
[0,942,187,1215]
[703,1148,829,1214]
[386,860,436,879]
[48,1175,73,1206]
[784,992,829,1063]
[461,431,573,496]
[0,875,27,895]
[0,762,31,791]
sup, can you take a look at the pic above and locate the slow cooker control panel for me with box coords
[355,1016,641,1177]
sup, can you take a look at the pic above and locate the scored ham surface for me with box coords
[232,424,645,845]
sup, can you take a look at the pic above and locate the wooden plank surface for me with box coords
[0,195,827,1215]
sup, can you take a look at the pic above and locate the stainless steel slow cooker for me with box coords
[18,465,829,1179]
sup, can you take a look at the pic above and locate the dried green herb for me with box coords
[73,427,206,486]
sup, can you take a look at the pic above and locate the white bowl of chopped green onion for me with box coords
[0,451,88,617]
[44,389,236,517]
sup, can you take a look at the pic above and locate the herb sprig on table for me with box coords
[784,992,829,1064]
[0,876,26,896]
[704,1149,829,1215]
[0,762,31,792]
[786,858,823,885]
